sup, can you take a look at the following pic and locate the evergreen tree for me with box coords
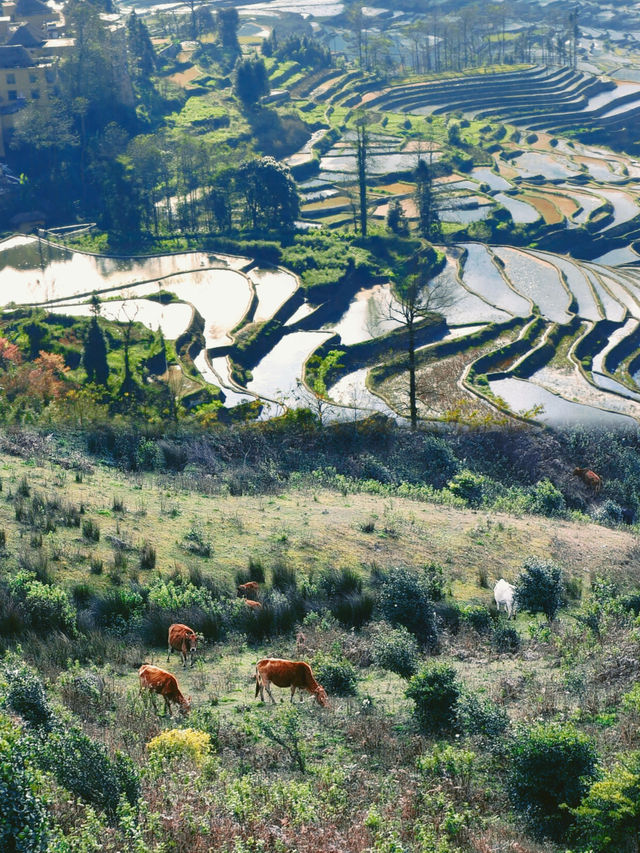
[236,156,299,231]
[83,316,109,385]
[234,55,270,106]
[414,158,442,241]
[387,199,409,235]
[126,11,157,83]
[217,7,239,52]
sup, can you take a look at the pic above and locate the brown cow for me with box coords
[238,581,259,598]
[244,599,262,610]
[167,623,198,668]
[139,664,191,717]
[254,658,328,707]
[573,467,602,494]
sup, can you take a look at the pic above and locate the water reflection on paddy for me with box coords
[490,376,637,428]
[246,330,333,405]
[323,283,403,344]
[248,267,298,322]
[60,299,193,339]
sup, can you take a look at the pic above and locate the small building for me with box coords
[3,0,57,35]
[0,44,56,155]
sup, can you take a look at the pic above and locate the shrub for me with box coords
[8,572,77,636]
[456,692,509,740]
[82,519,100,542]
[508,723,598,841]
[529,479,566,517]
[423,563,445,601]
[147,728,211,768]
[313,652,358,696]
[3,664,56,731]
[406,663,461,735]
[370,623,419,678]
[592,499,623,525]
[139,542,156,570]
[572,751,640,852]
[0,716,49,852]
[247,555,266,583]
[318,566,361,598]
[492,623,520,654]
[91,587,145,628]
[90,556,103,575]
[447,470,485,507]
[331,591,374,629]
[376,566,438,647]
[515,557,565,621]
[459,604,493,634]
[182,524,211,557]
[271,562,297,592]
[36,727,140,820]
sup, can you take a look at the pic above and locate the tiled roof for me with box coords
[0,44,33,67]
[6,23,44,47]
[14,0,52,17]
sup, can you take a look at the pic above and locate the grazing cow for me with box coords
[244,599,262,610]
[255,658,328,707]
[573,467,602,494]
[167,623,198,668]
[138,664,191,717]
[237,581,260,598]
[494,578,517,619]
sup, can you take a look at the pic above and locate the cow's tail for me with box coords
[254,667,261,698]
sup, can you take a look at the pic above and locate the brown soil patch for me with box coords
[170,66,201,88]
[521,193,564,224]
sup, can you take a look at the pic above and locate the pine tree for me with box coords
[83,316,109,385]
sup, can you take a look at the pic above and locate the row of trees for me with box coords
[344,1,580,76]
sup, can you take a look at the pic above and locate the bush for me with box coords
[91,587,145,629]
[331,591,374,629]
[0,716,49,852]
[3,664,56,731]
[313,652,358,696]
[515,557,565,621]
[271,563,297,592]
[36,726,140,820]
[508,723,598,841]
[139,542,156,570]
[492,623,521,654]
[592,499,623,525]
[82,519,100,542]
[376,566,438,647]
[572,751,640,852]
[459,604,493,634]
[147,728,211,768]
[456,692,509,740]
[447,470,485,507]
[406,663,461,735]
[370,623,419,678]
[423,563,445,601]
[8,572,77,636]
[529,479,566,517]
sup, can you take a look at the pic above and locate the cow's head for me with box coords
[314,685,329,708]
[180,695,192,716]
[187,632,198,653]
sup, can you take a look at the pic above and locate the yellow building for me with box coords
[0,44,55,155]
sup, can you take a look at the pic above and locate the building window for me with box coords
[8,90,17,100]
[31,89,40,99]
[29,73,37,84]
[6,73,15,84]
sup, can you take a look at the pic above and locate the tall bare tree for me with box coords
[386,251,455,429]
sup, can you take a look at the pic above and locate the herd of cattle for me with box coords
[138,619,329,716]
[138,582,330,716]
[138,469,606,719]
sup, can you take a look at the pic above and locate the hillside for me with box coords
[2,426,640,852]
